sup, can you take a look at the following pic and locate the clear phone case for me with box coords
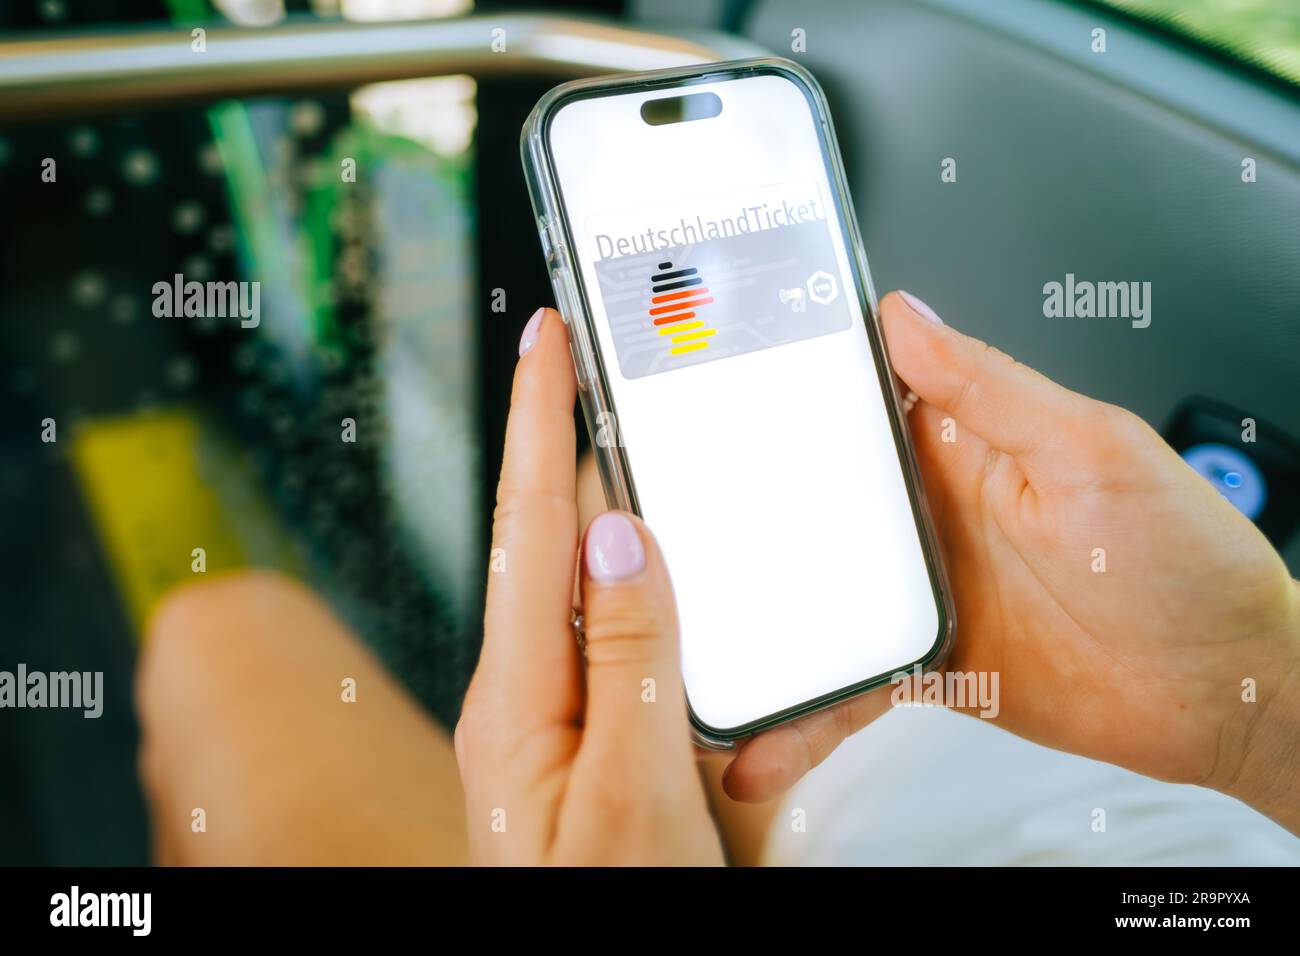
[520,57,956,752]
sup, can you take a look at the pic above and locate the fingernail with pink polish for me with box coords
[899,291,944,326]
[519,308,545,356]
[585,512,645,584]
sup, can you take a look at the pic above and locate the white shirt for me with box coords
[763,706,1300,866]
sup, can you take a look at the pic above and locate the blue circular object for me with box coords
[1181,443,1267,520]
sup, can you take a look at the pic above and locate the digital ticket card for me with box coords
[587,180,854,379]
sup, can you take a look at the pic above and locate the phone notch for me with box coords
[639,92,723,127]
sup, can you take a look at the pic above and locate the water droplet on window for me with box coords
[122,148,160,185]
[70,126,98,157]
[110,294,137,324]
[182,254,213,281]
[38,0,66,23]
[71,271,107,307]
[50,330,81,364]
[198,142,224,175]
[85,187,114,217]
[233,344,259,373]
[173,200,206,234]
[290,100,326,138]
[165,356,197,390]
[208,223,236,253]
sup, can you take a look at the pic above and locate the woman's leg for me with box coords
[136,570,469,865]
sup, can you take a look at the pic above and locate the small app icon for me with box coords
[778,287,807,312]
[806,270,838,305]
[649,261,718,358]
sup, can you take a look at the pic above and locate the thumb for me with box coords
[578,511,695,766]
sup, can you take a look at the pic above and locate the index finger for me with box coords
[474,308,582,729]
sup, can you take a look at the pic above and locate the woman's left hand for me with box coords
[455,308,724,866]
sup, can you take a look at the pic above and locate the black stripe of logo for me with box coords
[651,267,698,282]
[651,277,704,293]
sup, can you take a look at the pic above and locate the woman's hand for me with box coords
[724,291,1300,833]
[455,308,724,865]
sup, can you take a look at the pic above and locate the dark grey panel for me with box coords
[747,0,1300,566]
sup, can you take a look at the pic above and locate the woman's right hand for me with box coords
[723,291,1300,835]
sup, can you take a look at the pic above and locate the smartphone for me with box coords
[522,57,954,749]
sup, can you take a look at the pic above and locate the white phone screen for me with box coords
[547,70,942,733]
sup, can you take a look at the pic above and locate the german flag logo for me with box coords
[649,261,717,357]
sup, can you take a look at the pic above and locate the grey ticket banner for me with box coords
[591,218,854,380]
